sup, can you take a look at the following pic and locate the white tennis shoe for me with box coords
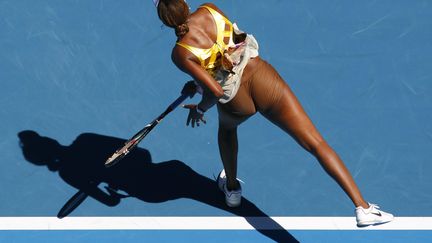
[217,169,242,207]
[355,203,394,227]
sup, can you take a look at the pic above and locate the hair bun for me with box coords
[175,23,189,37]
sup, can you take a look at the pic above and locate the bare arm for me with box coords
[172,46,223,100]
[172,45,223,114]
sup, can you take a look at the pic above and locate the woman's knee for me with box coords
[218,124,237,136]
[297,133,328,156]
[306,139,333,158]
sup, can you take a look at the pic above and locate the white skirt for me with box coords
[215,23,259,104]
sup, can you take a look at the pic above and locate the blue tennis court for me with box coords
[1,0,431,242]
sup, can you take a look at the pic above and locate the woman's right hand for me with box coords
[181,80,204,98]
[183,104,206,128]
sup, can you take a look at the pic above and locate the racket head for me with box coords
[104,124,154,168]
[104,150,128,168]
[105,93,186,168]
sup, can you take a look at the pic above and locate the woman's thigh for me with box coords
[250,60,325,151]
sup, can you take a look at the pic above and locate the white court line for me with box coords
[0,217,431,230]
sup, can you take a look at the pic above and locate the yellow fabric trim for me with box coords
[176,42,207,66]
[200,5,233,46]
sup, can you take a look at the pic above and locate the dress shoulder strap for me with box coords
[199,5,233,48]
[199,5,230,23]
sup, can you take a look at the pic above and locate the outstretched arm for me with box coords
[172,45,223,101]
[172,45,223,127]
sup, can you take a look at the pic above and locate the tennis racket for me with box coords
[105,93,189,167]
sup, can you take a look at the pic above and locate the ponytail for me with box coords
[175,23,189,37]
[157,0,190,37]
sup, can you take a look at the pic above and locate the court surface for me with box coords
[1,0,431,242]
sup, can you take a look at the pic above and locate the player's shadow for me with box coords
[18,130,298,243]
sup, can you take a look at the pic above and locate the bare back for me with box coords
[171,3,234,98]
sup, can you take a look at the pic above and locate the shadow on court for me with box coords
[18,130,298,243]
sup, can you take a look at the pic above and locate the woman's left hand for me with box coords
[183,104,206,128]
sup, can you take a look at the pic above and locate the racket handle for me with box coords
[168,93,189,110]
[157,93,190,122]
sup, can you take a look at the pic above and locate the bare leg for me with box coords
[251,61,368,208]
[267,87,368,208]
[218,125,240,191]
[216,82,256,191]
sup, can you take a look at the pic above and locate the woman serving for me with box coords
[154,0,393,227]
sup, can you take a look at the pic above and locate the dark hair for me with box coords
[157,0,190,37]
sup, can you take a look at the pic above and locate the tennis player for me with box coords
[154,0,393,226]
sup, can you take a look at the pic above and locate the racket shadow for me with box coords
[18,130,298,243]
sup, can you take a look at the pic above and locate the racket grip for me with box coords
[156,93,190,123]
[169,93,189,110]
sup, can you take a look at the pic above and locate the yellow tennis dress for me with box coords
[177,5,259,103]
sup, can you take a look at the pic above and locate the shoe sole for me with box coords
[357,218,393,227]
